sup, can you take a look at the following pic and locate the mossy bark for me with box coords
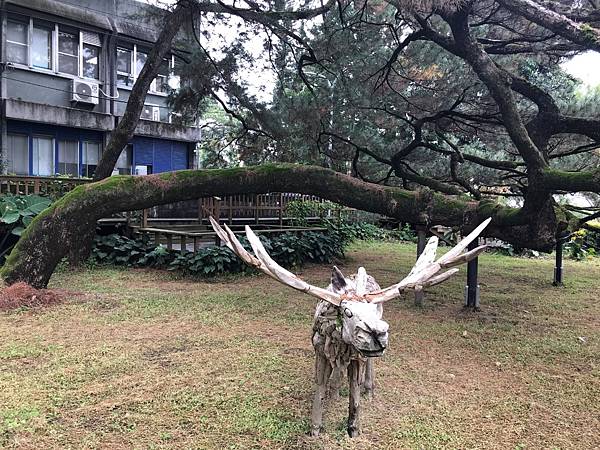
[542,168,600,194]
[2,164,531,288]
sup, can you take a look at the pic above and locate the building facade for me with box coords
[0,0,200,178]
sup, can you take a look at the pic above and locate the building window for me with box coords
[135,50,147,78]
[7,21,28,65]
[116,44,177,94]
[58,30,79,75]
[32,136,54,176]
[82,44,100,79]
[82,141,101,177]
[31,24,52,70]
[58,140,79,176]
[113,146,132,175]
[6,134,29,175]
[116,47,133,86]
[7,18,101,80]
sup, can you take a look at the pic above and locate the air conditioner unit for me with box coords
[71,79,99,105]
[141,105,160,121]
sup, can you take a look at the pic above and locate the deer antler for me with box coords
[209,216,342,305]
[210,216,491,305]
[364,218,491,303]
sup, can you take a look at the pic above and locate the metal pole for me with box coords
[553,237,564,286]
[464,238,480,309]
[414,227,427,307]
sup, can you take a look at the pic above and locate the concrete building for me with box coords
[0,0,200,178]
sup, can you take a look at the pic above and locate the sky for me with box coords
[561,51,600,88]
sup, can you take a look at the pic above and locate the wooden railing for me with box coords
[195,193,347,226]
[0,175,90,196]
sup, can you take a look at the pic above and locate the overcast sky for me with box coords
[561,51,600,88]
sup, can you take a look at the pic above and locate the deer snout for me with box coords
[373,330,388,349]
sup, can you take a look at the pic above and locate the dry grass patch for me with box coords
[0,242,598,449]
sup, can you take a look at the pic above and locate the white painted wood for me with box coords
[209,216,492,438]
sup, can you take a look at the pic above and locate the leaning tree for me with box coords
[2,0,600,288]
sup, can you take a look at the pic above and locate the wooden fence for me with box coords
[0,175,90,196]
[194,193,344,226]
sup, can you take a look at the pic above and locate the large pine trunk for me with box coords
[0,164,532,288]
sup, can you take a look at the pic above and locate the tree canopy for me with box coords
[176,0,600,250]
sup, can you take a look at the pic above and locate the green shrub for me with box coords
[89,229,346,276]
[0,194,51,236]
[90,234,157,266]
[564,229,599,260]
[0,194,53,263]
[285,199,346,227]
[325,220,416,244]
[285,199,416,243]
[489,242,541,258]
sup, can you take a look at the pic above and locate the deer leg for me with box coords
[362,358,374,400]
[347,359,363,437]
[311,354,332,437]
[328,366,342,400]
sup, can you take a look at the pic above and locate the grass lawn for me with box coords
[0,241,599,449]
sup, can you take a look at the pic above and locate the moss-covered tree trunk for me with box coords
[1,164,529,288]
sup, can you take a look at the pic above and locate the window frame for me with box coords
[31,135,56,177]
[6,19,29,66]
[116,43,175,94]
[80,31,101,80]
[57,139,80,177]
[31,22,53,70]
[6,16,102,80]
[116,46,134,87]
[57,27,79,76]
[5,133,30,176]
[81,141,102,178]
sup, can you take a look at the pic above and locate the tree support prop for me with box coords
[464,239,480,309]
[553,236,564,286]
[414,227,427,307]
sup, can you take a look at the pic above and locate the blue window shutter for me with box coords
[171,142,188,170]
[153,139,172,173]
[133,137,154,166]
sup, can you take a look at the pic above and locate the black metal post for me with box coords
[414,227,427,306]
[553,237,564,286]
[464,238,480,309]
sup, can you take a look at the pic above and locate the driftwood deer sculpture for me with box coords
[210,216,491,437]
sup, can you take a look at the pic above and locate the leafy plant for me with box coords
[285,200,346,226]
[325,220,416,244]
[0,194,52,263]
[90,234,157,266]
[89,229,346,276]
[0,195,51,236]
[284,199,416,244]
[489,242,541,258]
[564,229,599,261]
